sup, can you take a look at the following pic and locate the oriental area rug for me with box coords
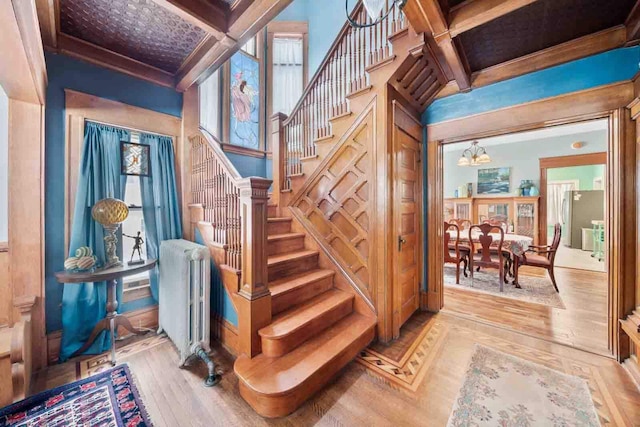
[447,345,600,427]
[0,365,153,427]
[444,265,566,309]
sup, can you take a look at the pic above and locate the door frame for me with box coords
[539,152,607,246]
[425,82,637,360]
[391,100,424,339]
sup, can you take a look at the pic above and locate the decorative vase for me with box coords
[529,186,539,196]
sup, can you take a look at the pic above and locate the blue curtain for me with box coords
[60,122,129,361]
[140,133,182,300]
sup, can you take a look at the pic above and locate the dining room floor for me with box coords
[443,265,609,356]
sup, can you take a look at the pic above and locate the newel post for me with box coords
[270,113,287,208]
[236,177,272,357]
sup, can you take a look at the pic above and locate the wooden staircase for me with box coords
[188,0,446,419]
[234,207,376,418]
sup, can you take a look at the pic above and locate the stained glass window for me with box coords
[121,141,150,176]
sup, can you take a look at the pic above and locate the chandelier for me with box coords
[457,141,492,167]
[347,0,407,28]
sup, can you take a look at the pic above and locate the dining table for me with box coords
[446,230,534,288]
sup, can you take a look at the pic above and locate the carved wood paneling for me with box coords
[291,106,375,305]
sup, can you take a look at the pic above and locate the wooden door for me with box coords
[393,123,421,337]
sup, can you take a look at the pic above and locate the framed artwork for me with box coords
[121,141,151,177]
[477,167,510,194]
[229,51,260,149]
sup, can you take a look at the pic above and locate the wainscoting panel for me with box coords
[291,105,375,306]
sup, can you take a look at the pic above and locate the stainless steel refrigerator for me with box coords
[561,190,605,248]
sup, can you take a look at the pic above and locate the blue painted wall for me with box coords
[275,0,308,21]
[423,47,640,125]
[226,152,268,178]
[194,228,238,326]
[44,52,183,333]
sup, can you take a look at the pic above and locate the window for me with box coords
[199,68,221,139]
[122,132,150,302]
[241,36,257,57]
[266,22,308,123]
[272,37,304,115]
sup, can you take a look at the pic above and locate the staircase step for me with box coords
[268,232,306,256]
[267,204,278,218]
[260,289,354,357]
[268,217,292,235]
[268,250,319,282]
[270,269,335,315]
[235,313,376,418]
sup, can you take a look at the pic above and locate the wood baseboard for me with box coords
[211,313,238,356]
[46,305,159,365]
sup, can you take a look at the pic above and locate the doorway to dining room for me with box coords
[441,119,609,356]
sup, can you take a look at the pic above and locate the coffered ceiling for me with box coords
[36,0,292,90]
[404,0,640,99]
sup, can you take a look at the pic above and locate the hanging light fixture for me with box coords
[347,0,407,28]
[457,141,492,167]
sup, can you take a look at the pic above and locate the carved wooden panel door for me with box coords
[393,122,421,337]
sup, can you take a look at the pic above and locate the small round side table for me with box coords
[55,259,157,365]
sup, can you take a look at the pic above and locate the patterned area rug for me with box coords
[447,345,600,426]
[444,265,566,309]
[0,365,152,427]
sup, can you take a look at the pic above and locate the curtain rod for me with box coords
[85,119,175,139]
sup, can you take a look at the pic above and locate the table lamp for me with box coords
[92,198,129,269]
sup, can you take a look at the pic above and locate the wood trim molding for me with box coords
[0,1,46,104]
[211,313,239,356]
[54,33,175,88]
[538,152,607,245]
[35,0,57,48]
[266,21,309,126]
[63,89,182,253]
[426,81,637,361]
[0,242,7,253]
[220,143,267,158]
[46,305,159,365]
[539,152,607,169]
[436,26,627,99]
[427,81,635,142]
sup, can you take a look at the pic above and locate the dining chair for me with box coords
[514,223,562,292]
[480,219,512,278]
[469,223,507,292]
[444,222,469,284]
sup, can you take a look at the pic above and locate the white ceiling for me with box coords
[442,119,608,152]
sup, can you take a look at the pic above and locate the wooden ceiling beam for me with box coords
[175,0,292,91]
[448,0,539,37]
[149,0,228,39]
[625,0,640,42]
[56,33,175,88]
[434,25,627,99]
[404,0,471,91]
[34,0,57,48]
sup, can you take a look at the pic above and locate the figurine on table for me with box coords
[123,231,145,265]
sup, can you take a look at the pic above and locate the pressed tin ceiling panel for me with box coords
[457,0,636,72]
[60,0,208,73]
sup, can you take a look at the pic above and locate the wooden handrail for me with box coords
[198,126,242,180]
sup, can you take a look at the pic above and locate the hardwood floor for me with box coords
[29,310,640,426]
[444,266,610,356]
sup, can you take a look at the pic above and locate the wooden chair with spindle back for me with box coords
[514,223,562,292]
[444,222,468,284]
[469,223,507,292]
[481,218,513,277]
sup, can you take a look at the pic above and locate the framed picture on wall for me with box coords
[477,167,510,194]
[229,51,260,149]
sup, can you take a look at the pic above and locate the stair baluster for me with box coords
[277,0,404,193]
